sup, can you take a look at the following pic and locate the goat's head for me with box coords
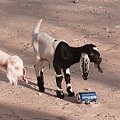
[7,56,27,85]
[81,44,103,73]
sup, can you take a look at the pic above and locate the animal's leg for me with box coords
[34,59,45,92]
[63,68,75,97]
[80,53,90,80]
[53,63,64,99]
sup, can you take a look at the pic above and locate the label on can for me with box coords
[76,92,97,104]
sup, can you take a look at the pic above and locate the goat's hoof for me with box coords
[68,91,75,97]
[67,87,75,97]
[56,90,64,99]
[39,86,45,92]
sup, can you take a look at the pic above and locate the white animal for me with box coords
[0,50,27,85]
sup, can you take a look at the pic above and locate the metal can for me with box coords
[76,92,97,104]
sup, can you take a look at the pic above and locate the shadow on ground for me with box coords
[0,103,68,120]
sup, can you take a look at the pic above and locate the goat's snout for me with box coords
[94,56,103,73]
[97,57,102,64]
[18,75,28,83]
[18,75,24,80]
[94,63,103,73]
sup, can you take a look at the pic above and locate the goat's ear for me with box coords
[7,62,15,85]
[7,63,13,84]
[80,53,90,80]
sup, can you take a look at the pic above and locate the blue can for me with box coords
[76,92,97,104]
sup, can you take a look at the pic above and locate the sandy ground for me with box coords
[0,0,120,120]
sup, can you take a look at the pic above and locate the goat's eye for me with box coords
[90,53,94,56]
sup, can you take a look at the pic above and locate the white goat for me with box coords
[32,19,103,99]
[0,50,27,85]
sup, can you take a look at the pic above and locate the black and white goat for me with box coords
[32,19,103,99]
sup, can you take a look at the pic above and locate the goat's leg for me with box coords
[56,75,64,98]
[63,68,75,97]
[34,60,45,92]
[53,63,64,99]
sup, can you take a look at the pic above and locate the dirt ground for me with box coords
[0,0,120,120]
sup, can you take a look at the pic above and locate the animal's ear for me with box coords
[80,53,90,80]
[7,62,13,84]
[7,62,17,85]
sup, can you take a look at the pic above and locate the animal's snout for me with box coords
[18,75,28,83]
[18,75,24,80]
[97,57,102,64]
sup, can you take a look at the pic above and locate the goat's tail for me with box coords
[33,19,42,34]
